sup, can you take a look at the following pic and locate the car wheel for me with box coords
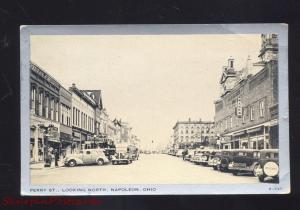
[232,171,239,176]
[68,160,76,167]
[97,158,104,166]
[112,161,115,165]
[213,166,218,170]
[258,175,265,182]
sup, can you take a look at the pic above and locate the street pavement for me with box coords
[31,154,258,185]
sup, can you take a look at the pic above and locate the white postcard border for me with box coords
[20,24,289,195]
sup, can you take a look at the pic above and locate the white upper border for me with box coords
[20,24,289,195]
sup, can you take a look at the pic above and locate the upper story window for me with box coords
[230,117,233,128]
[259,100,265,117]
[250,106,254,121]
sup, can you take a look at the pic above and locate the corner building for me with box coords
[30,62,61,163]
[214,34,278,150]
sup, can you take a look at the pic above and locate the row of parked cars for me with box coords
[169,148,279,183]
[64,148,139,167]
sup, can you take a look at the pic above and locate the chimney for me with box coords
[228,57,234,70]
[72,83,76,88]
[245,55,252,76]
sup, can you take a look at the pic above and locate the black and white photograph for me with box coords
[20,24,289,195]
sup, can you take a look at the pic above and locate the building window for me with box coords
[55,101,59,122]
[38,91,43,116]
[230,117,233,128]
[30,86,36,112]
[73,107,75,125]
[259,100,265,117]
[186,130,188,134]
[45,95,49,118]
[250,106,254,121]
[50,98,54,120]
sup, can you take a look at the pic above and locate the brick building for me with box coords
[30,62,61,163]
[214,34,278,149]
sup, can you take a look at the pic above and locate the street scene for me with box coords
[31,153,258,185]
[29,33,279,185]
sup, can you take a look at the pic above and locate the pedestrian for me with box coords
[44,150,52,168]
[54,149,59,167]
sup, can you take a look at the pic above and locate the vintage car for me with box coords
[191,150,205,164]
[213,150,239,172]
[183,149,195,161]
[208,151,222,167]
[64,149,110,167]
[253,149,279,182]
[111,151,132,165]
[228,149,261,175]
[175,149,185,157]
[199,149,220,166]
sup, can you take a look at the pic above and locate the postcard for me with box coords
[20,24,289,195]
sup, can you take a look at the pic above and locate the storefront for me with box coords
[72,130,82,151]
[60,132,72,156]
[30,120,60,163]
[30,125,45,163]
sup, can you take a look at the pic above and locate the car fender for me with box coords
[95,156,109,163]
[69,157,84,165]
[250,162,260,170]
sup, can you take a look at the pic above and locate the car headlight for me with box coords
[263,162,279,176]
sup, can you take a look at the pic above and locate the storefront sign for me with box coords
[235,97,242,117]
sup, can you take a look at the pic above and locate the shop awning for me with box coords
[232,131,246,136]
[247,126,263,134]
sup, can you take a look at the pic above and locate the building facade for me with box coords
[172,118,214,149]
[214,34,278,150]
[59,86,72,155]
[30,62,61,163]
[69,84,97,151]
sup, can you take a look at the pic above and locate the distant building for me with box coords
[214,34,278,149]
[172,118,214,149]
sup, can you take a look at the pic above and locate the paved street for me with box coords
[31,154,258,185]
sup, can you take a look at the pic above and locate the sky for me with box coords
[30,34,261,149]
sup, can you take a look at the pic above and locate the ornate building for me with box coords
[214,34,278,149]
[172,118,214,149]
[30,62,61,163]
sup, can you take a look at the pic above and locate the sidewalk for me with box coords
[30,160,65,170]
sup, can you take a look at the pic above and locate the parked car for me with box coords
[176,149,185,157]
[111,151,132,165]
[214,150,239,172]
[228,149,260,175]
[253,149,279,182]
[191,149,205,164]
[64,149,110,167]
[208,151,222,168]
[199,149,220,166]
[183,149,195,161]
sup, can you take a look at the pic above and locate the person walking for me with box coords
[54,149,60,167]
[44,149,52,167]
